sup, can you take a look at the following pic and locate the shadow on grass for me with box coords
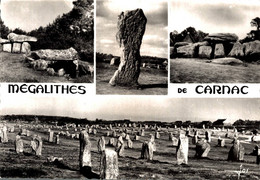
[139,83,168,89]
[0,167,47,178]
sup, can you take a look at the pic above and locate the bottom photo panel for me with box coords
[0,97,260,179]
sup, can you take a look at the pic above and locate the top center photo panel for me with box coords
[96,0,168,95]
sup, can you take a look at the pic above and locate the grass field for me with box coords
[170,58,260,83]
[1,121,260,179]
[96,62,168,95]
[0,52,93,83]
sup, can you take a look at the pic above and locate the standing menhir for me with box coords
[176,134,189,165]
[79,130,92,169]
[141,134,156,161]
[115,136,124,157]
[98,136,106,153]
[2,125,8,143]
[31,135,42,156]
[195,139,211,158]
[15,135,24,154]
[100,148,119,179]
[109,9,147,87]
[227,138,245,161]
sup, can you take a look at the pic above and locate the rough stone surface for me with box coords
[2,126,8,143]
[204,33,238,42]
[79,131,92,168]
[21,42,31,54]
[198,46,212,59]
[211,57,243,65]
[49,131,54,142]
[244,40,260,58]
[172,136,178,146]
[12,43,21,53]
[30,47,78,61]
[15,135,23,153]
[195,140,211,158]
[177,44,197,58]
[228,139,245,161]
[31,135,42,156]
[3,43,12,52]
[214,43,225,58]
[228,42,244,57]
[176,134,189,165]
[100,148,119,179]
[115,136,124,157]
[98,136,106,152]
[109,9,147,86]
[141,137,156,160]
[7,32,37,42]
[33,59,49,71]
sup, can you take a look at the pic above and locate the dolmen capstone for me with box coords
[79,130,92,169]
[115,136,124,157]
[100,148,119,179]
[195,139,211,158]
[98,136,106,153]
[109,9,147,87]
[31,135,42,156]
[141,134,156,160]
[176,134,189,165]
[228,139,245,161]
[15,135,24,154]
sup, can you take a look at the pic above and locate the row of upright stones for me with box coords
[4,121,260,179]
[172,32,260,61]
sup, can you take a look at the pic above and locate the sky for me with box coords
[1,96,260,124]
[1,0,74,32]
[96,0,168,58]
[170,0,260,39]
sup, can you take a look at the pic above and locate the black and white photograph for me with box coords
[0,0,94,83]
[170,0,260,83]
[1,97,260,178]
[96,0,168,95]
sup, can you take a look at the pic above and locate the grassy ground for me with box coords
[96,62,168,95]
[0,52,93,83]
[1,121,260,179]
[170,58,260,83]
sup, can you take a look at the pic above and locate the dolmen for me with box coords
[25,47,94,78]
[228,139,245,161]
[0,32,37,54]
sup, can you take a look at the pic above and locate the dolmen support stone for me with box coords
[176,134,189,165]
[100,148,119,179]
[109,9,147,87]
[79,130,92,169]
[228,139,245,161]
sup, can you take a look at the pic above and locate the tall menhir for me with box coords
[109,9,147,86]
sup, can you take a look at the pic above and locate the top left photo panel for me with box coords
[0,0,94,83]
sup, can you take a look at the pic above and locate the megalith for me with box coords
[31,135,42,156]
[100,148,119,179]
[115,136,124,157]
[98,136,106,153]
[79,130,92,168]
[176,134,189,165]
[109,9,147,86]
[195,139,211,158]
[15,135,24,154]
[227,139,245,161]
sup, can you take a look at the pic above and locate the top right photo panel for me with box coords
[170,0,260,83]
